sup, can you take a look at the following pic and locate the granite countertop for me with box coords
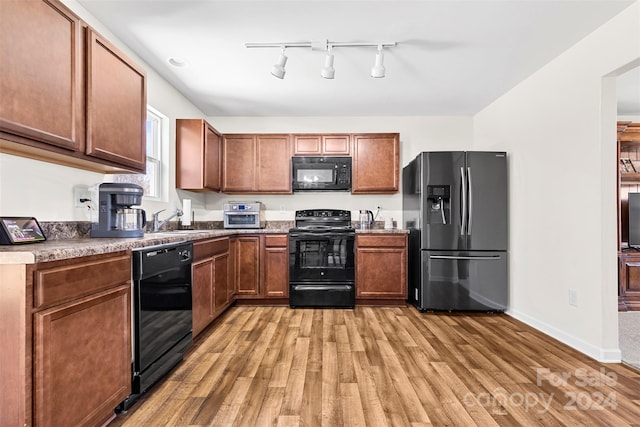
[0,228,287,264]
[0,224,409,265]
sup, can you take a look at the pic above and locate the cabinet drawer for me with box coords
[357,234,406,248]
[264,235,288,247]
[194,238,229,260]
[34,253,130,309]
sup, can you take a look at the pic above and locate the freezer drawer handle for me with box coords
[428,255,502,261]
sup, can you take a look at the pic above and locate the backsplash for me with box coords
[40,220,396,239]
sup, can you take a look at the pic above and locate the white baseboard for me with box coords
[506,309,622,363]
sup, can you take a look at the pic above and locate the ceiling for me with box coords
[76,0,639,117]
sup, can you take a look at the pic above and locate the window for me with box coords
[113,106,168,200]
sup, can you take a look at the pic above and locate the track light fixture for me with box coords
[271,46,287,79]
[370,45,385,78]
[321,46,335,79]
[246,40,397,80]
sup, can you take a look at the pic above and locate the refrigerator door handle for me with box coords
[467,166,473,235]
[460,166,467,236]
[428,254,502,261]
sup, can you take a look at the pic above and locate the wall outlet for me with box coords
[569,289,578,307]
[73,185,92,208]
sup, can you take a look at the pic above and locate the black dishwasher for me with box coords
[117,241,193,412]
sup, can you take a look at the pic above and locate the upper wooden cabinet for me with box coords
[351,133,400,193]
[0,0,83,151]
[0,0,147,173]
[85,29,146,171]
[223,134,291,193]
[293,134,350,156]
[176,119,222,191]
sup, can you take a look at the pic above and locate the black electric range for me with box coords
[288,209,355,308]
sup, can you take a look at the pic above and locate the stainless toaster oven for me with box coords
[223,202,265,229]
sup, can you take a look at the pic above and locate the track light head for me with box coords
[371,45,385,78]
[321,48,335,79]
[271,47,287,79]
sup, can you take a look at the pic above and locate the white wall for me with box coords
[474,1,640,362]
[202,116,473,223]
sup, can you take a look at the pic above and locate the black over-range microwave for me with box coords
[291,156,351,191]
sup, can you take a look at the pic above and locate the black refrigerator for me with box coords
[402,151,508,311]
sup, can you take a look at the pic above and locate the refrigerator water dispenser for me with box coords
[426,185,450,225]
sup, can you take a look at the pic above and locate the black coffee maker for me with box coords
[90,183,146,238]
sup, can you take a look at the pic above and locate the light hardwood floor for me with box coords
[109,306,640,426]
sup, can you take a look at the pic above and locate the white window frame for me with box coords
[112,105,169,201]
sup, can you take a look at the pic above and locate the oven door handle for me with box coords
[289,231,354,238]
[224,212,259,216]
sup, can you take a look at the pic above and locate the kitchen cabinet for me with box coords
[355,234,407,304]
[619,251,640,311]
[228,237,238,301]
[176,119,222,191]
[222,134,291,193]
[0,0,146,174]
[235,236,261,296]
[235,234,289,301]
[351,133,400,194]
[85,28,146,171]
[0,252,132,427]
[0,0,83,152]
[261,235,289,298]
[293,134,351,155]
[192,238,234,337]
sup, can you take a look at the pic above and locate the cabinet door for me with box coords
[352,133,400,193]
[223,135,256,192]
[204,125,222,190]
[0,0,83,150]
[235,236,260,296]
[356,235,407,300]
[228,238,237,301]
[86,29,146,172]
[192,258,213,337]
[213,252,230,314]
[33,285,131,427]
[177,119,221,191]
[293,135,322,155]
[256,135,291,193]
[323,135,350,155]
[261,235,289,298]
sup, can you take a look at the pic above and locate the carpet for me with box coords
[619,311,640,370]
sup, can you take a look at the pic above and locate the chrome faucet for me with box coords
[151,208,183,232]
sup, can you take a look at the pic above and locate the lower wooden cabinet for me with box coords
[0,251,132,427]
[619,251,640,311]
[192,238,234,337]
[235,236,261,296]
[235,234,289,301]
[33,285,131,427]
[261,235,289,298]
[355,234,408,304]
[192,257,214,337]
